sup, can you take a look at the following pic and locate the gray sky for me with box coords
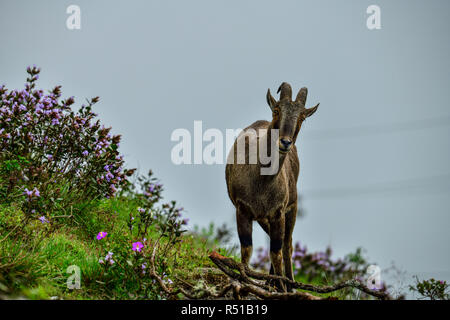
[1,0,449,292]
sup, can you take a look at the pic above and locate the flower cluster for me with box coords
[0,66,128,217]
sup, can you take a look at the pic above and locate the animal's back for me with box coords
[225,120,269,203]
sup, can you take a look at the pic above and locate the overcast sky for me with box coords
[1,0,449,293]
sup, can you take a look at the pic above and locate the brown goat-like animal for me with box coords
[225,82,319,291]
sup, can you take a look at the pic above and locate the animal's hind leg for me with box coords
[283,205,297,291]
[236,205,253,265]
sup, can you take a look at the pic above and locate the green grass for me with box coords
[0,198,222,300]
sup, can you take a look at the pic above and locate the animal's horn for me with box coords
[277,82,292,101]
[295,87,308,106]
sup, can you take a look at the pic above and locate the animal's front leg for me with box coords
[269,210,286,292]
[236,205,253,265]
[283,205,297,291]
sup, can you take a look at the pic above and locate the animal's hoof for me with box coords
[265,278,278,290]
[286,282,293,292]
[266,279,286,293]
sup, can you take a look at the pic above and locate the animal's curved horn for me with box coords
[266,89,277,111]
[277,82,292,101]
[295,87,308,106]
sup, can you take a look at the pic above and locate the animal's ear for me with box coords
[266,89,277,111]
[305,103,319,118]
[295,87,308,106]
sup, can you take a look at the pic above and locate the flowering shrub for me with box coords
[0,67,194,299]
[91,172,189,299]
[0,66,127,218]
[409,277,449,300]
[126,170,188,242]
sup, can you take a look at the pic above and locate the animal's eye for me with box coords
[273,109,279,116]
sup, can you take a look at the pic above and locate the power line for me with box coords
[301,173,450,199]
[303,115,450,140]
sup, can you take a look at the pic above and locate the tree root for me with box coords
[148,248,392,300]
[207,251,392,300]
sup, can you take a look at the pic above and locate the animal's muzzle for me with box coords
[279,137,292,153]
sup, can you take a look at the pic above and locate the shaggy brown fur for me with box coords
[225,82,319,291]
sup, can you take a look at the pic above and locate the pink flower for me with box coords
[96,231,107,240]
[132,241,144,252]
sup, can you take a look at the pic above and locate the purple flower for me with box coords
[24,188,33,197]
[132,241,144,252]
[23,187,40,199]
[162,273,173,285]
[96,231,107,240]
[105,172,114,181]
[82,150,89,156]
[102,251,115,265]
[38,216,49,224]
[138,207,145,213]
